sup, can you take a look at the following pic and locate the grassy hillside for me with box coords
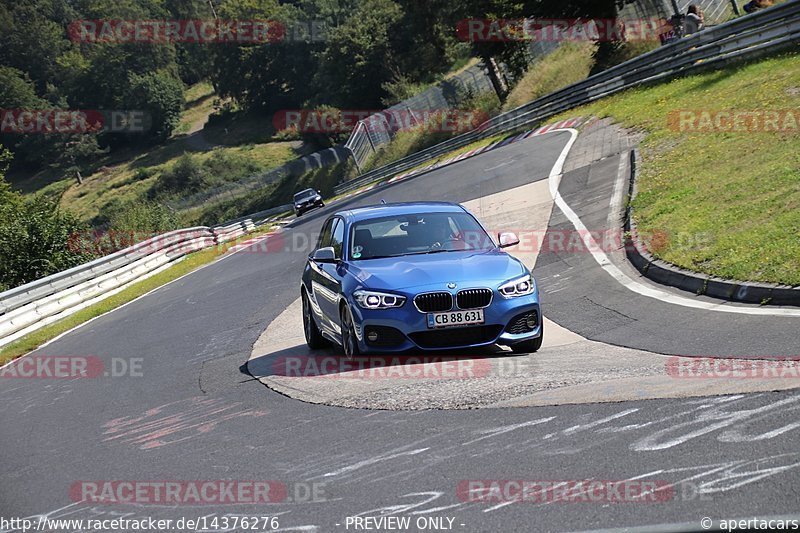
[552,52,800,285]
[9,82,301,226]
[503,42,596,111]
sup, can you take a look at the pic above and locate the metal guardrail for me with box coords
[344,63,500,169]
[336,1,800,196]
[0,219,268,348]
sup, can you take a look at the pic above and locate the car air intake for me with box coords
[364,326,406,347]
[457,288,492,309]
[505,311,539,334]
[409,325,503,349]
[414,292,453,312]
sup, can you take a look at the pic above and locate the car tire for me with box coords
[511,322,544,354]
[302,291,327,349]
[340,304,361,358]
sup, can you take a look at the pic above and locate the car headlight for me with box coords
[353,290,406,309]
[498,274,535,298]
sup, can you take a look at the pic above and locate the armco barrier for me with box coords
[336,1,800,196]
[0,217,277,347]
[0,227,217,348]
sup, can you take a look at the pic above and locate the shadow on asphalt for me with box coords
[244,342,514,380]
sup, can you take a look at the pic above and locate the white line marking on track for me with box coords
[547,128,800,317]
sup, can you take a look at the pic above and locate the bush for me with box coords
[298,105,351,149]
[125,71,185,142]
[202,151,260,183]
[192,158,355,226]
[590,40,659,75]
[152,154,208,195]
[107,201,179,235]
[150,151,261,199]
[0,192,96,290]
[133,168,155,181]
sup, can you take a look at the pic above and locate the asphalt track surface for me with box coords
[2,130,800,532]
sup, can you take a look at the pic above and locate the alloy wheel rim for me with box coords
[342,309,355,357]
[303,296,311,340]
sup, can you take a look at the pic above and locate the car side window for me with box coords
[330,218,344,259]
[316,219,334,251]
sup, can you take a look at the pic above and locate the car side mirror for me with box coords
[498,232,520,248]
[312,246,337,263]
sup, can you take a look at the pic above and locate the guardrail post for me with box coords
[364,124,377,153]
[344,145,363,175]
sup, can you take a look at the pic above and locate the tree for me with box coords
[0,1,75,94]
[210,0,316,112]
[124,71,185,142]
[316,0,405,108]
[393,0,464,82]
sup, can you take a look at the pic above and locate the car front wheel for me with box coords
[511,322,544,354]
[302,291,326,349]
[340,304,361,357]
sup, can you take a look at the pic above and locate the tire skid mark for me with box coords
[102,396,267,450]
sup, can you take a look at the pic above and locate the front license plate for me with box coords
[427,309,485,329]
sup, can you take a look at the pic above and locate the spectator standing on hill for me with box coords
[685,4,705,33]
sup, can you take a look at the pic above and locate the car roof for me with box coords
[294,188,316,196]
[335,202,466,223]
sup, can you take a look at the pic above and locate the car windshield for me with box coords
[349,211,495,260]
[294,190,317,201]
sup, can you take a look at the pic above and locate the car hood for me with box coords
[345,249,527,291]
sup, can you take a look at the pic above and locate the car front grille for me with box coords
[409,325,503,349]
[505,311,539,334]
[414,292,453,313]
[456,288,492,309]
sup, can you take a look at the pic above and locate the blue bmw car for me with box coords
[300,202,543,355]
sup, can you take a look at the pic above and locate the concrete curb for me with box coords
[623,149,800,306]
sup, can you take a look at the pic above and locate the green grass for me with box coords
[360,91,502,173]
[9,82,299,223]
[174,81,216,135]
[0,226,275,365]
[503,42,596,111]
[550,52,800,285]
[58,142,297,223]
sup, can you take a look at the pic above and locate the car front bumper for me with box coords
[295,200,324,214]
[348,292,541,353]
